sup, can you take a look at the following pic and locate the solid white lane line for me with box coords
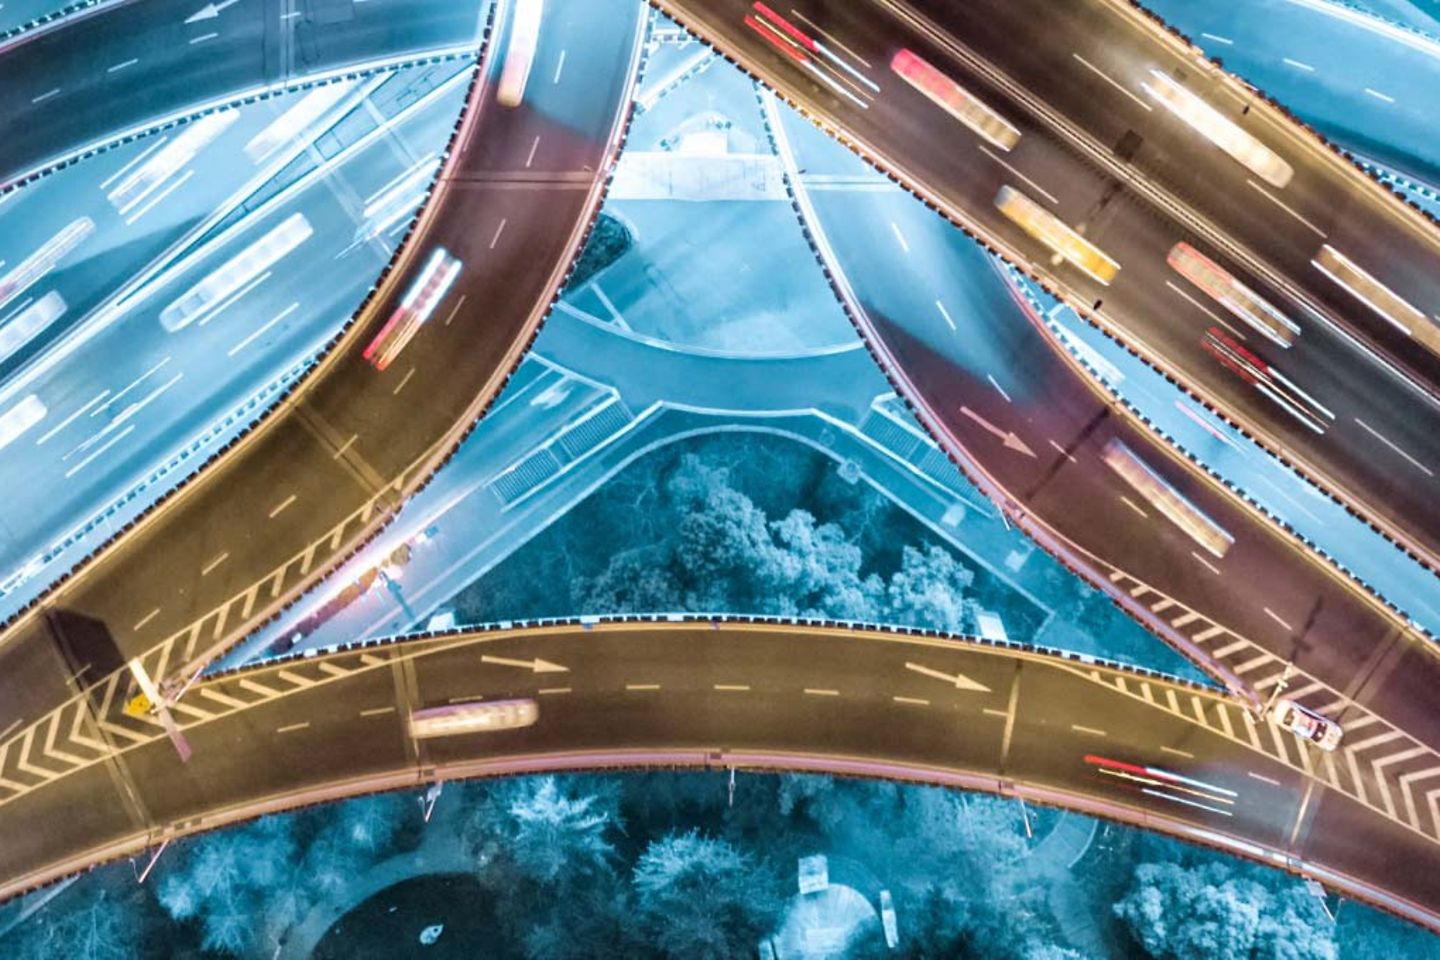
[553,50,567,84]
[1364,87,1395,104]
[489,218,508,249]
[1142,787,1233,817]
[986,373,1011,402]
[977,144,1059,204]
[125,169,194,226]
[804,688,840,696]
[935,299,956,331]
[276,721,310,733]
[1282,57,1314,72]
[359,706,395,716]
[227,301,298,357]
[1175,399,1242,450]
[791,9,872,68]
[1245,179,1327,238]
[1071,54,1152,111]
[1248,770,1282,786]
[36,390,108,445]
[1263,607,1294,632]
[1166,280,1243,338]
[100,137,168,191]
[133,608,161,632]
[201,551,229,576]
[107,59,141,73]
[525,135,541,168]
[889,221,909,253]
[1071,723,1107,736]
[1200,32,1233,44]
[802,59,870,109]
[268,494,297,518]
[1353,418,1434,477]
[63,424,133,478]
[1191,551,1222,575]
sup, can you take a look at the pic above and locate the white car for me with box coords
[1270,698,1342,752]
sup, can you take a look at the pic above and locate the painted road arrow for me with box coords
[185,0,239,24]
[481,654,568,673]
[960,406,1036,457]
[905,661,992,692]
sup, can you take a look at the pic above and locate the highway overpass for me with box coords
[653,0,1440,577]
[0,618,1436,933]
[773,99,1440,753]
[0,0,489,189]
[0,0,645,785]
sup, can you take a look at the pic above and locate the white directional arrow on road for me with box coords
[905,662,992,692]
[185,0,239,24]
[481,654,569,673]
[960,406,1035,457]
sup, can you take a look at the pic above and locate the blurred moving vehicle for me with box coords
[1311,244,1437,350]
[362,247,462,371]
[1101,437,1234,559]
[1168,241,1299,348]
[1270,698,1343,751]
[408,698,539,739]
[0,394,45,453]
[1201,326,1335,434]
[160,213,313,331]
[497,0,544,107]
[890,48,1020,151]
[994,185,1119,285]
[0,217,94,313]
[1142,69,1293,189]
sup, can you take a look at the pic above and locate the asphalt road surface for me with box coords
[0,620,1434,931]
[785,131,1440,754]
[0,0,487,188]
[655,0,1440,571]
[0,61,473,604]
[0,0,645,778]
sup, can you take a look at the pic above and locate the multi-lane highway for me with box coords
[1146,0,1440,183]
[0,0,488,188]
[0,61,474,609]
[0,619,1435,931]
[0,0,645,780]
[769,111,1440,838]
[655,0,1440,574]
[1,0,1438,933]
